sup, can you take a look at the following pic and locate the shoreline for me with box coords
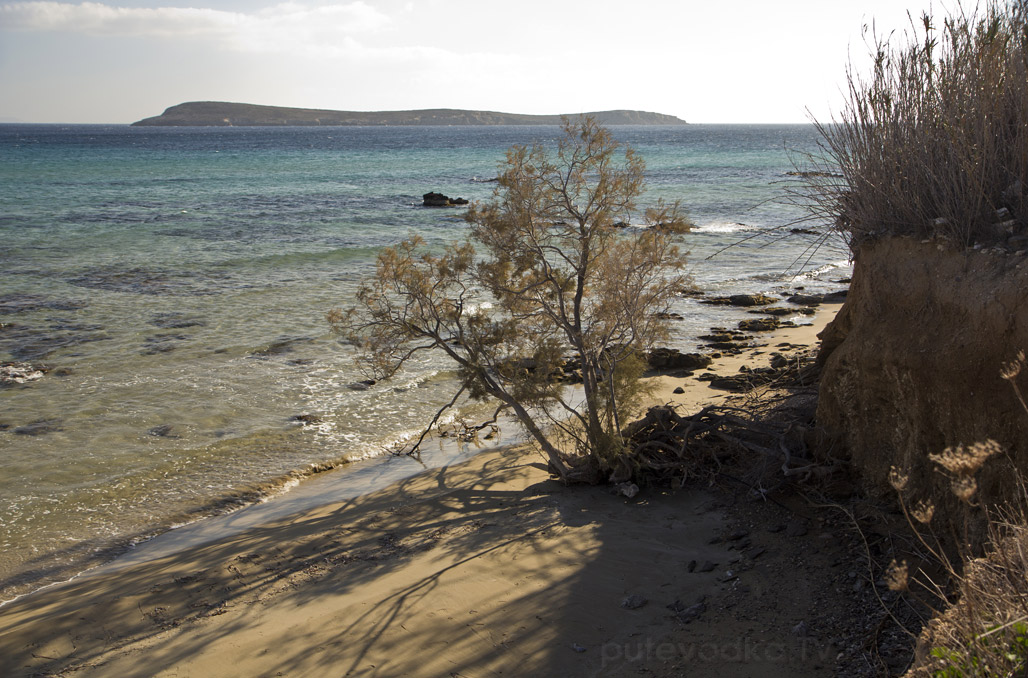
[0,303,845,677]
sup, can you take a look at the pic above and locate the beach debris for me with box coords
[422,192,469,207]
[621,594,649,610]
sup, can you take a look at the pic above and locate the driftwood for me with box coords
[620,396,821,485]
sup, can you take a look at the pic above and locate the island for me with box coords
[131,101,687,127]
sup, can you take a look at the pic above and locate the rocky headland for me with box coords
[132,102,688,127]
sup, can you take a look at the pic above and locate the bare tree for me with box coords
[330,117,691,482]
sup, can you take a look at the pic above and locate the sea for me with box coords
[0,123,850,601]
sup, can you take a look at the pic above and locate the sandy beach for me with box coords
[1,304,886,678]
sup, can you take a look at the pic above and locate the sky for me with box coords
[0,0,945,124]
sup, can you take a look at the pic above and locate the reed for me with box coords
[806,1,1028,250]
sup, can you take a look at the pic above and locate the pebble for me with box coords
[621,594,648,610]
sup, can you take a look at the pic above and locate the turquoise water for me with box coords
[0,124,848,599]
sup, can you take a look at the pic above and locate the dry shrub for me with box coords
[806,1,1028,249]
[907,505,1028,677]
[896,362,1028,676]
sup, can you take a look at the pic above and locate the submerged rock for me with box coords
[14,419,62,436]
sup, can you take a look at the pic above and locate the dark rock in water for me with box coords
[701,293,778,307]
[347,379,376,391]
[646,348,713,371]
[0,423,9,431]
[149,312,206,329]
[250,336,314,358]
[787,293,824,306]
[655,311,684,321]
[147,424,176,437]
[0,294,89,315]
[290,413,323,425]
[823,289,848,302]
[789,227,821,235]
[422,192,469,207]
[14,419,62,436]
[754,306,816,317]
[738,317,780,332]
[66,266,230,297]
[142,334,190,355]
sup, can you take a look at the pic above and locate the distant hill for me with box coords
[132,102,687,127]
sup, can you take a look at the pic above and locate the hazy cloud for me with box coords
[0,2,392,49]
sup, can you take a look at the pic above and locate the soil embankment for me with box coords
[817,236,1028,529]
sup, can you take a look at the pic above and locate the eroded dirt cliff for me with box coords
[817,237,1028,528]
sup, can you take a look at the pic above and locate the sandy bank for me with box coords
[1,305,876,678]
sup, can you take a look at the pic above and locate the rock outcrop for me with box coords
[422,192,468,207]
[816,237,1028,531]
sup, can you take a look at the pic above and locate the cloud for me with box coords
[0,2,392,48]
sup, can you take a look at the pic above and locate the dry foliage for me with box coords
[804,0,1028,249]
[330,117,691,482]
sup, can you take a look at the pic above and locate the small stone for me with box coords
[571,643,587,653]
[621,594,648,610]
[615,482,639,499]
[785,520,809,537]
[668,600,707,624]
[697,560,717,573]
[687,560,697,572]
[792,620,809,637]
[673,386,685,394]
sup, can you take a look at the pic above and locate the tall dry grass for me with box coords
[805,1,1028,249]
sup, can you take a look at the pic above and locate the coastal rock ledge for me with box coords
[816,237,1028,532]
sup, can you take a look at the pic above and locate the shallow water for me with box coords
[0,124,850,600]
